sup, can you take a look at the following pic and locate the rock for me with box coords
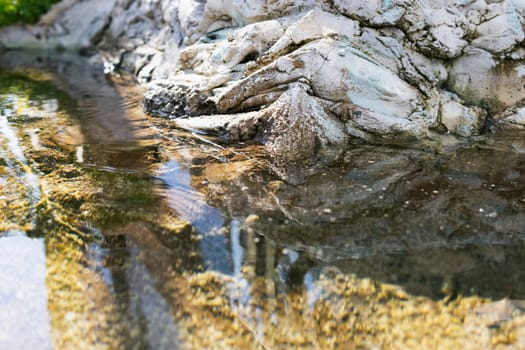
[99,0,185,81]
[333,0,407,26]
[261,81,348,164]
[3,0,525,166]
[403,6,472,59]
[472,1,525,54]
[268,7,360,55]
[143,77,216,118]
[217,38,421,116]
[439,92,486,137]
[179,20,285,75]
[448,47,525,113]
[175,112,262,141]
[494,106,525,129]
[357,29,448,93]
[184,0,270,44]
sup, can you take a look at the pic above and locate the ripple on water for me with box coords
[2,55,525,349]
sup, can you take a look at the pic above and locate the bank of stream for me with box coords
[1,52,525,349]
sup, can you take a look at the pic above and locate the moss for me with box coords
[0,0,60,27]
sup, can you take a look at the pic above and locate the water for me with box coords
[1,52,525,349]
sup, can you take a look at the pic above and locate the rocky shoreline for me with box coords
[2,0,525,166]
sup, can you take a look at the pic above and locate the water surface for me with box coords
[1,52,525,349]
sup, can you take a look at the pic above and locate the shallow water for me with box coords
[1,53,525,349]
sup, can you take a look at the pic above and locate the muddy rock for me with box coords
[494,106,525,129]
[261,81,347,164]
[448,47,525,113]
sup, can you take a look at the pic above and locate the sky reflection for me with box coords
[0,236,52,350]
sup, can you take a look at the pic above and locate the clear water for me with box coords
[1,52,525,349]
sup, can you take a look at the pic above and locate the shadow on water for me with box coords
[2,51,525,348]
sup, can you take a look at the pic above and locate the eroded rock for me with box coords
[261,81,347,164]
[448,47,525,113]
[2,0,525,167]
[472,1,525,54]
[494,106,525,129]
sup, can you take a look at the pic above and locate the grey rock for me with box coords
[472,0,525,54]
[3,0,525,166]
[448,47,525,113]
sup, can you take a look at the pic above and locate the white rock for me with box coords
[472,1,525,54]
[179,20,284,75]
[4,0,525,163]
[449,47,525,112]
[439,92,484,137]
[262,82,348,162]
[494,107,525,129]
[269,8,360,55]
[403,7,471,58]
[175,112,262,140]
[217,39,421,122]
[333,0,407,26]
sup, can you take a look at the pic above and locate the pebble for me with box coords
[245,214,260,225]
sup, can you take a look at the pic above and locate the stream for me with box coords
[1,52,525,349]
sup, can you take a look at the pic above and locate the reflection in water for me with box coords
[125,243,181,349]
[2,53,525,349]
[156,159,230,273]
[0,97,41,232]
[75,145,83,163]
[0,236,51,350]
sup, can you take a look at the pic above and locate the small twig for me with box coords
[268,191,302,224]
[236,316,275,350]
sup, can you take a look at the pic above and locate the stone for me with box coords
[3,0,525,166]
[402,6,472,59]
[448,47,525,113]
[439,92,485,137]
[261,82,348,163]
[268,8,360,55]
[179,20,285,76]
[472,1,525,54]
[494,107,525,129]
[333,0,408,26]
[175,112,262,141]
[217,39,421,118]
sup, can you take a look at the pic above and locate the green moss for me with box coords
[0,0,60,26]
[0,71,80,117]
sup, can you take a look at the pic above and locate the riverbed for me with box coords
[1,52,525,349]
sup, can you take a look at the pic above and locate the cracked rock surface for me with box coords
[2,0,525,164]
